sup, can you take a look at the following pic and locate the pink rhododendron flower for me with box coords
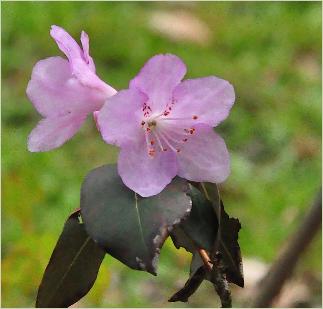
[98,54,235,197]
[26,25,116,152]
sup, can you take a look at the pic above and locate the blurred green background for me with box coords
[2,2,321,307]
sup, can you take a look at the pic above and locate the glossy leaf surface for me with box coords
[36,212,105,308]
[80,164,192,275]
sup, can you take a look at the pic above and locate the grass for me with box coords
[2,2,321,307]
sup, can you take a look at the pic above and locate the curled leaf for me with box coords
[168,266,207,302]
[171,183,244,287]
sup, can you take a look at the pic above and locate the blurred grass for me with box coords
[2,2,321,307]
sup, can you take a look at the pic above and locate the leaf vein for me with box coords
[45,236,91,306]
[134,193,149,257]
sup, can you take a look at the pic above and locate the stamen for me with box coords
[144,128,154,157]
[184,128,196,134]
[151,131,166,152]
[161,125,192,143]
[156,130,179,153]
[161,117,194,121]
[160,129,184,144]
[153,112,167,120]
[192,115,198,120]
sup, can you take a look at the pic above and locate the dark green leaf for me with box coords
[217,201,244,287]
[170,226,196,253]
[199,182,221,212]
[200,183,243,287]
[172,183,244,287]
[189,215,243,287]
[168,266,206,303]
[80,164,192,275]
[170,184,218,252]
[36,212,105,308]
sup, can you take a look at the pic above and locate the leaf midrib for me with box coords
[40,236,91,307]
[134,193,149,258]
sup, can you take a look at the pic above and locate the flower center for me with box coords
[147,120,157,128]
[140,105,199,158]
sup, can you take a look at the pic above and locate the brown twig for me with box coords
[198,248,213,271]
[252,189,322,307]
[198,249,232,308]
[213,251,232,308]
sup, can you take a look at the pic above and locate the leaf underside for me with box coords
[168,266,206,302]
[80,164,192,275]
[169,182,244,303]
[36,212,105,308]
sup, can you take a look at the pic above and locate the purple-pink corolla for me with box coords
[97,54,235,197]
[26,25,116,152]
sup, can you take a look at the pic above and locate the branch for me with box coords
[212,252,232,308]
[198,248,213,271]
[198,249,232,308]
[252,188,322,307]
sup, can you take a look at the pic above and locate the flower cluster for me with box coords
[27,26,235,197]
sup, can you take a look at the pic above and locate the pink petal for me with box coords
[172,76,235,127]
[72,61,116,96]
[50,25,116,96]
[80,31,96,72]
[26,57,107,118]
[177,124,230,183]
[50,25,83,63]
[118,139,178,197]
[129,54,186,113]
[97,89,147,147]
[27,113,87,152]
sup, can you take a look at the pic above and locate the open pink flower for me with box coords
[26,25,117,152]
[98,54,235,197]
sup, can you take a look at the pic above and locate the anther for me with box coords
[163,148,168,152]
[176,149,181,153]
[150,140,155,145]
[193,115,198,120]
[183,138,188,142]
[141,121,145,126]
